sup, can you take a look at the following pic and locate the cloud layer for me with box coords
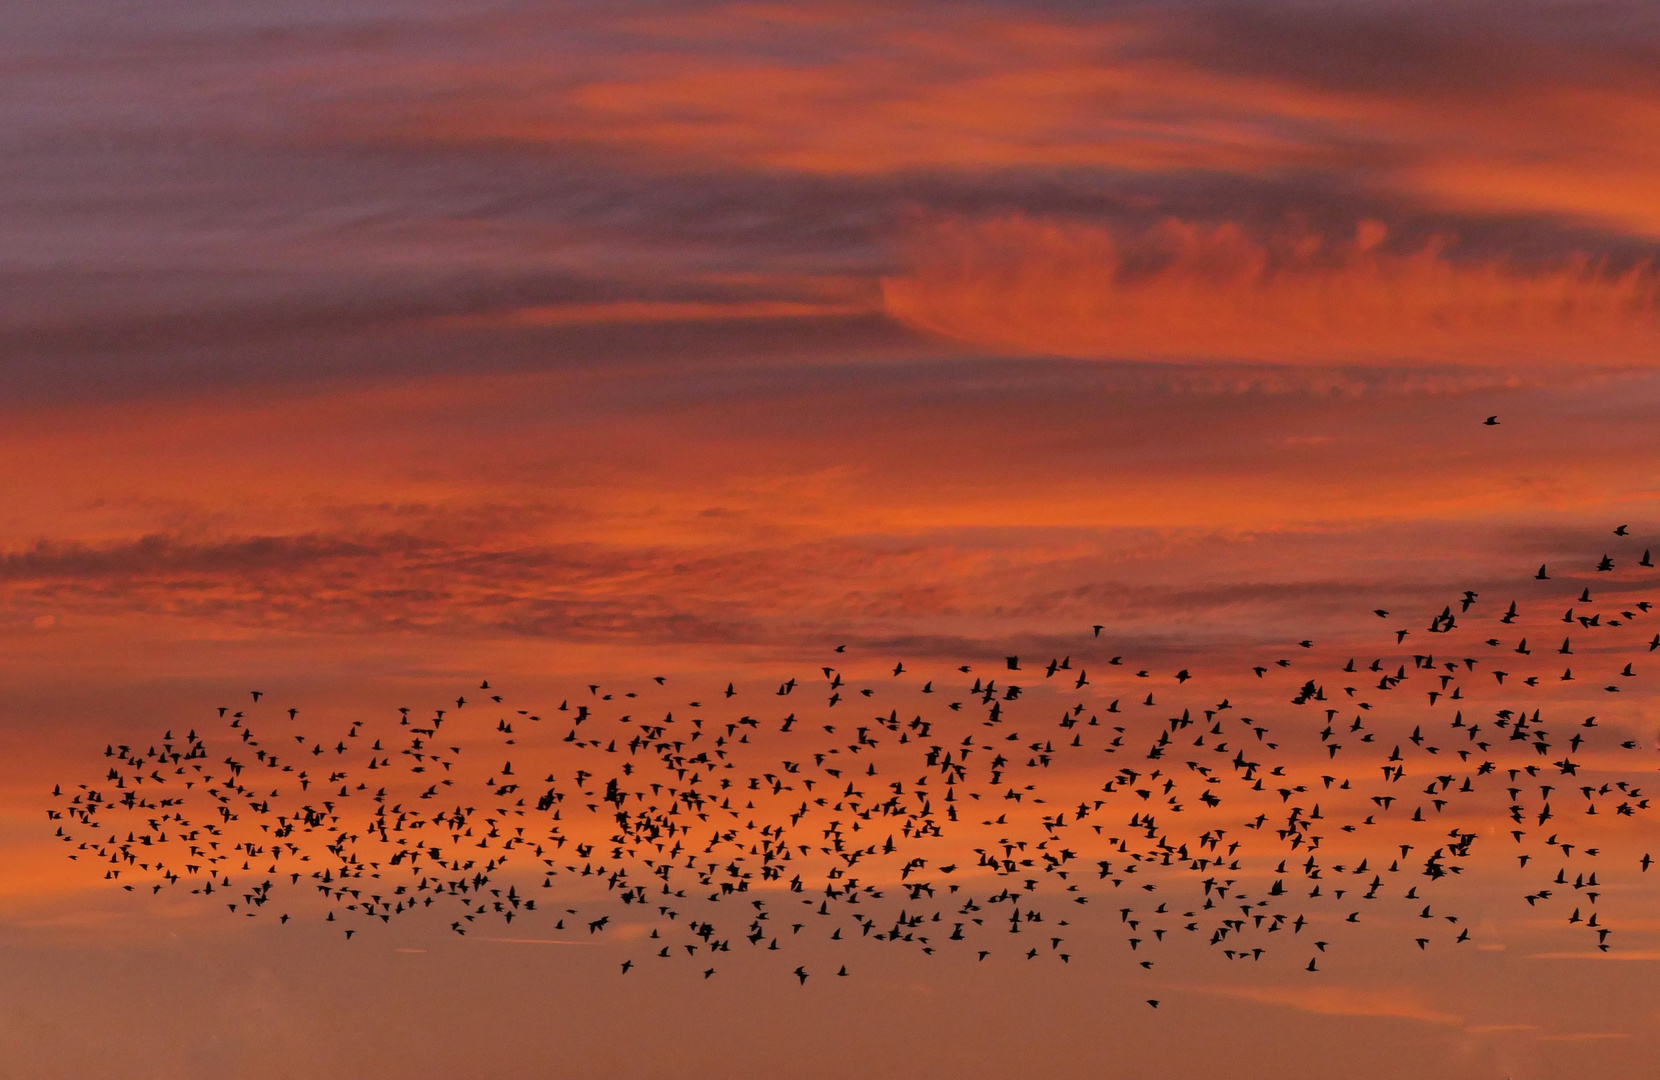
[9,4,1660,1077]
[884,216,1660,365]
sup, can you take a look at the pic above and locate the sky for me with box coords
[6,1,1660,1077]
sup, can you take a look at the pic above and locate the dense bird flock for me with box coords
[46,527,1660,1001]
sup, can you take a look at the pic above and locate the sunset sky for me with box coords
[6,2,1660,1077]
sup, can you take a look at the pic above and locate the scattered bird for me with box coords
[47,524,1660,1000]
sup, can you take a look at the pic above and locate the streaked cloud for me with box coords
[313,7,1351,176]
[1534,1031,1633,1041]
[883,215,1660,365]
[1188,982,1463,1025]
[441,297,877,328]
[7,5,1660,1071]
[283,2,1660,240]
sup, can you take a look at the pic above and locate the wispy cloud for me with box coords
[477,937,594,946]
[884,215,1660,366]
[1185,982,1464,1025]
[279,2,1660,241]
[1535,1031,1633,1041]
[440,298,877,328]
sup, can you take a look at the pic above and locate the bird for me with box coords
[47,522,1660,1013]
[1484,416,1499,425]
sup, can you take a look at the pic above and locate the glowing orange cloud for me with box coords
[881,216,1660,365]
[1402,84,1660,237]
[306,7,1367,176]
[291,3,1660,238]
[1189,982,1464,1025]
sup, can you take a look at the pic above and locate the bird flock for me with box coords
[46,526,1660,1003]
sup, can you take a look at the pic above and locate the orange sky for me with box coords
[6,2,1660,1078]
